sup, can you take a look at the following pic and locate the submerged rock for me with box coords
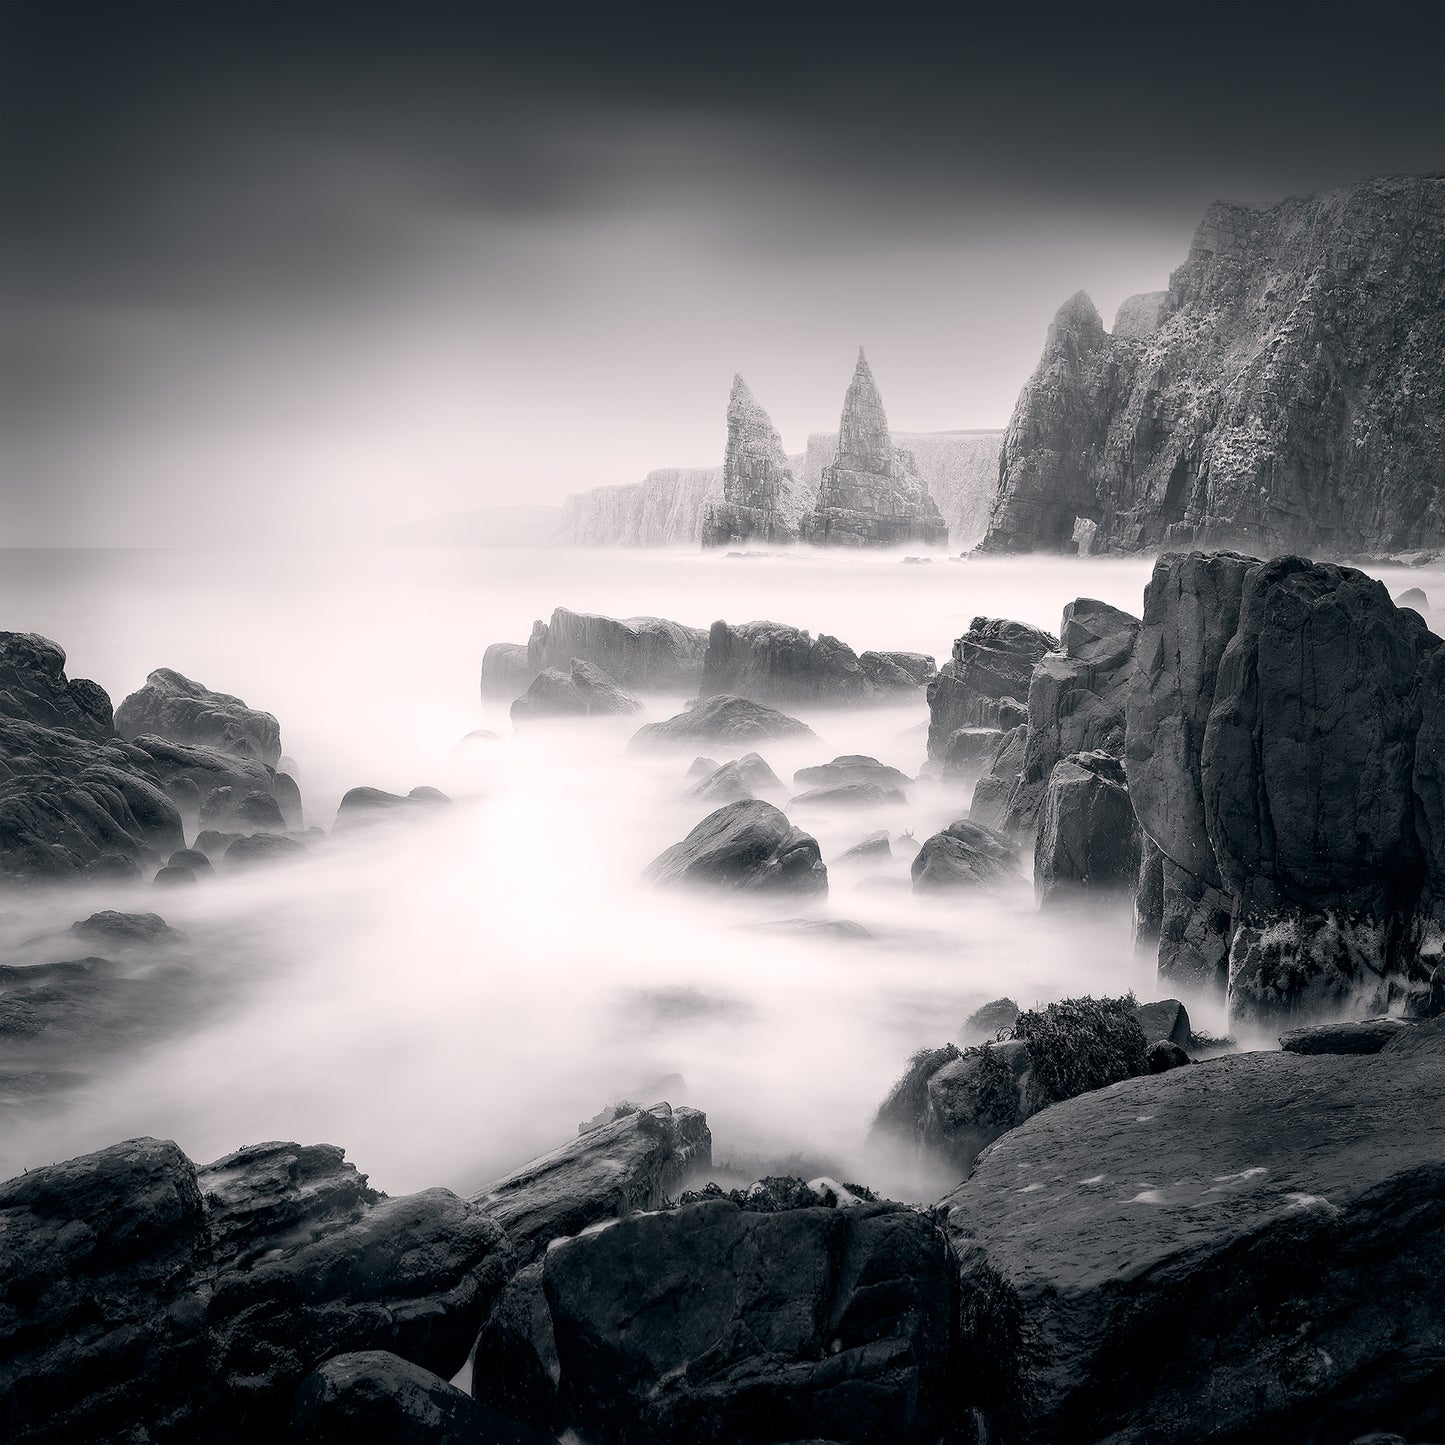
[645,800,827,897]
[629,694,816,752]
[223,832,308,870]
[333,785,450,831]
[510,659,641,722]
[960,996,1020,1045]
[833,829,892,866]
[115,667,281,765]
[793,754,911,791]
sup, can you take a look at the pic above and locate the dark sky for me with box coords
[4,0,1442,543]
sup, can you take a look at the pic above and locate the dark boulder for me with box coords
[645,800,827,896]
[941,1045,1445,1444]
[911,820,1021,892]
[153,864,197,886]
[793,754,911,791]
[1147,1039,1191,1072]
[701,619,874,705]
[470,1103,711,1265]
[223,832,308,870]
[126,733,279,822]
[115,667,281,765]
[1279,1017,1414,1055]
[942,726,1003,779]
[0,631,113,739]
[926,616,1057,761]
[1033,751,1140,906]
[200,785,287,831]
[1132,997,1191,1049]
[71,909,183,947]
[788,780,905,809]
[510,659,642,722]
[526,607,708,691]
[630,695,816,753]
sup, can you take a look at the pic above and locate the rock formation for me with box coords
[701,619,868,704]
[982,175,1445,556]
[510,660,641,722]
[115,668,282,765]
[926,616,1057,760]
[686,752,782,806]
[628,694,816,752]
[800,350,949,548]
[644,800,827,896]
[1033,751,1140,906]
[701,376,809,547]
[561,465,724,547]
[0,632,113,740]
[524,607,708,691]
[911,819,1021,892]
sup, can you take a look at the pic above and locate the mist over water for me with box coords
[3,546,1440,1200]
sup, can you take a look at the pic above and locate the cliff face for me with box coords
[801,351,950,548]
[982,174,1445,557]
[561,467,723,547]
[702,376,810,547]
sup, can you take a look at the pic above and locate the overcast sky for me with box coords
[3,0,1442,544]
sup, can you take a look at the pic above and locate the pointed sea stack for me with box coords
[800,349,949,548]
[701,376,807,547]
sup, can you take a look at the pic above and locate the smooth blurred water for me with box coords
[1,546,1440,1198]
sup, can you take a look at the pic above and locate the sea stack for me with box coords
[801,349,949,548]
[701,375,807,547]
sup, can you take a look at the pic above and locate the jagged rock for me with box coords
[471,1262,564,1435]
[1132,997,1192,1050]
[294,1350,548,1445]
[800,350,950,549]
[480,641,534,698]
[942,726,1002,778]
[941,1045,1445,1444]
[510,659,642,722]
[0,1137,510,1445]
[700,620,874,705]
[926,617,1057,761]
[534,1195,957,1444]
[1034,751,1141,906]
[960,997,1020,1044]
[967,724,1028,831]
[911,819,1021,892]
[793,755,911,791]
[1001,598,1140,836]
[1279,1018,1414,1055]
[833,830,891,866]
[526,607,708,691]
[644,800,827,896]
[629,695,816,752]
[115,667,281,765]
[1112,289,1167,339]
[0,631,112,739]
[1203,558,1434,1030]
[126,733,280,823]
[858,649,936,691]
[788,781,904,809]
[687,752,782,806]
[702,375,810,547]
[470,1103,711,1265]
[981,176,1445,557]
[223,832,307,870]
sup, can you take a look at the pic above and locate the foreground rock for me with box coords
[469,1102,710,1264]
[629,695,816,752]
[0,631,112,739]
[503,1191,957,1444]
[700,619,874,705]
[510,659,641,722]
[115,668,282,765]
[526,607,708,691]
[0,1137,510,1444]
[1278,1017,1413,1055]
[926,616,1056,761]
[942,1042,1445,1443]
[911,819,1021,892]
[645,800,827,897]
[800,349,950,549]
[701,374,810,548]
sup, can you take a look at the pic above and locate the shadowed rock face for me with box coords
[526,607,708,692]
[1034,751,1140,906]
[701,619,875,705]
[116,668,281,765]
[702,375,809,548]
[0,632,113,740]
[941,1044,1445,1444]
[981,175,1445,556]
[801,350,949,549]
[644,799,827,897]
[926,617,1057,761]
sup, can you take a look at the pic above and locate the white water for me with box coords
[2,547,1439,1200]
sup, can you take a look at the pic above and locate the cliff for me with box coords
[702,376,811,547]
[561,467,723,547]
[981,174,1445,557]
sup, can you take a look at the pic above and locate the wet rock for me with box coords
[71,909,183,947]
[272,770,303,829]
[645,800,827,896]
[115,667,281,765]
[942,726,1003,778]
[833,830,892,866]
[859,649,936,691]
[470,1103,711,1265]
[481,640,534,698]
[968,724,1028,832]
[793,754,912,791]
[1034,751,1141,906]
[911,820,1021,892]
[701,619,876,705]
[0,631,113,739]
[294,1350,549,1445]
[527,607,708,691]
[194,828,240,857]
[510,659,642,722]
[153,864,196,886]
[539,1195,957,1444]
[471,1263,564,1436]
[702,374,811,548]
[687,752,783,806]
[927,617,1057,761]
[0,1136,509,1444]
[960,997,1020,1045]
[1416,642,1445,911]
[1279,1017,1414,1055]
[1002,597,1140,836]
[629,694,816,752]
[800,349,950,549]
[1146,1039,1191,1072]
[1132,997,1192,1049]
[788,780,904,809]
[942,1044,1445,1444]
[127,733,279,821]
[200,785,287,831]
[223,832,308,870]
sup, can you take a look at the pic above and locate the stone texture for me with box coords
[981,176,1445,556]
[941,1046,1445,1444]
[526,608,708,691]
[0,631,113,740]
[510,660,642,722]
[911,819,1021,892]
[644,800,827,897]
[926,617,1056,761]
[702,375,810,547]
[967,724,1027,832]
[793,756,911,791]
[788,781,904,810]
[857,649,935,692]
[115,667,281,765]
[1033,752,1141,906]
[686,752,783,806]
[800,350,949,549]
[1279,1017,1414,1055]
[701,620,879,705]
[480,641,534,698]
[629,695,816,752]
